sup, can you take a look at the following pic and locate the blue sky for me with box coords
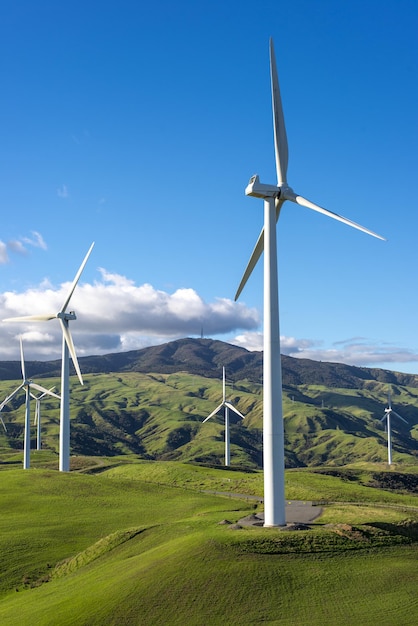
[0,0,417,374]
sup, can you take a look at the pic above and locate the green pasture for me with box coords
[0,461,417,624]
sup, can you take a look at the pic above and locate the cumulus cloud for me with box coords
[2,268,417,372]
[0,269,259,360]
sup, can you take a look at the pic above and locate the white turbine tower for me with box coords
[380,392,408,465]
[31,386,59,451]
[203,367,245,466]
[4,242,94,472]
[0,338,60,469]
[235,39,385,527]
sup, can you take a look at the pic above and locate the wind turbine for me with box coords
[4,242,94,472]
[235,39,384,526]
[31,386,59,451]
[0,413,6,434]
[0,338,60,469]
[202,367,245,466]
[380,392,408,465]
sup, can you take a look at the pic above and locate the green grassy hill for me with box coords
[1,365,418,469]
[1,339,418,623]
[0,461,417,625]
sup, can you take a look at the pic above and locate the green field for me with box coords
[0,460,417,625]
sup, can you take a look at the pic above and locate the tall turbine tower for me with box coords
[380,392,408,465]
[4,243,94,472]
[202,367,245,466]
[0,338,60,469]
[235,39,384,527]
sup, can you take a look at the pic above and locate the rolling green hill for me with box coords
[2,339,418,624]
[0,338,418,469]
[0,462,417,625]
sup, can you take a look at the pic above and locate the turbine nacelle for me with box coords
[57,311,77,321]
[245,175,280,199]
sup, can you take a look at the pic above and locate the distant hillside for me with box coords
[1,337,418,391]
[1,338,418,468]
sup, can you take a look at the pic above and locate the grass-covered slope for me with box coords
[1,366,418,469]
[0,462,418,625]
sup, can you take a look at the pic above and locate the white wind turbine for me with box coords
[203,367,245,466]
[0,413,7,434]
[4,242,94,472]
[0,338,60,469]
[235,39,385,527]
[380,392,408,465]
[31,386,59,451]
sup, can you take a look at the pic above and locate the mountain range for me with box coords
[1,337,418,390]
[1,338,418,468]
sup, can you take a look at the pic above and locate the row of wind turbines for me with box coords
[0,37,406,528]
[202,367,408,472]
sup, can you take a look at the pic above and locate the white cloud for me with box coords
[232,331,263,351]
[21,231,47,250]
[7,240,28,255]
[0,270,260,360]
[0,232,48,261]
[2,269,417,373]
[231,331,418,372]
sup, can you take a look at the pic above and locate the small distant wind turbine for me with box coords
[0,338,60,469]
[203,367,245,466]
[4,242,94,472]
[380,392,408,465]
[235,39,384,526]
[31,386,59,451]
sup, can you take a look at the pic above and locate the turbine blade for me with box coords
[203,403,223,423]
[0,383,25,410]
[60,242,94,313]
[19,337,26,381]
[42,386,56,399]
[225,401,245,420]
[235,198,284,301]
[222,367,226,403]
[0,415,7,432]
[289,193,385,241]
[30,382,60,399]
[59,319,84,385]
[270,38,288,185]
[392,411,408,424]
[235,228,264,301]
[3,314,56,322]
